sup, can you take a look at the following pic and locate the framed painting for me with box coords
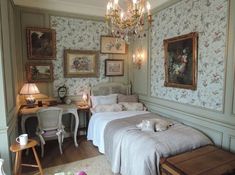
[26,62,54,82]
[105,59,124,76]
[100,36,126,54]
[164,32,198,90]
[26,27,56,60]
[64,50,98,78]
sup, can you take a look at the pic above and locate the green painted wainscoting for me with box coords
[130,0,235,152]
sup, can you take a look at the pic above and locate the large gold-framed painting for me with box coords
[164,32,198,90]
[26,27,56,60]
[64,50,98,78]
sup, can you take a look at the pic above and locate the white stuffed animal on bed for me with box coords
[136,119,173,132]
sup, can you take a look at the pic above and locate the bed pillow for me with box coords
[119,102,144,111]
[117,94,138,103]
[91,104,123,113]
[90,94,117,107]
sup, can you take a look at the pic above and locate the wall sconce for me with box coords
[133,48,144,69]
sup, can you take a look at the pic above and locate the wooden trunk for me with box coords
[160,145,235,175]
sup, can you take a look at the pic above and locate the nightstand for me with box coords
[77,105,91,134]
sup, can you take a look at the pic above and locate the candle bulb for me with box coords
[120,11,124,21]
[82,93,87,102]
[133,0,137,10]
[146,1,151,16]
[133,54,136,63]
[114,0,119,9]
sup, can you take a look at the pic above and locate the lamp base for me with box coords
[26,103,36,108]
[25,98,36,108]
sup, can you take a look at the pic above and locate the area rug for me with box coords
[27,155,114,175]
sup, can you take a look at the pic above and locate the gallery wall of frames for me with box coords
[17,9,129,97]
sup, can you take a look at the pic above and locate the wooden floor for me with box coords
[21,136,101,173]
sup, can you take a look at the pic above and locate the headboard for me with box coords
[91,82,131,96]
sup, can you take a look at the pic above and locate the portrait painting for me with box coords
[26,62,53,82]
[164,32,198,90]
[26,27,56,59]
[64,50,98,78]
[100,36,126,54]
[105,59,124,76]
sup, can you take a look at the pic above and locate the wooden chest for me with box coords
[160,145,235,175]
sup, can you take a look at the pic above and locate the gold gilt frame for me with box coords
[164,32,198,90]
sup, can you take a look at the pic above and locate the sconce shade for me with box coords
[20,83,40,95]
[133,48,145,69]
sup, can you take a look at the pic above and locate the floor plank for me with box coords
[21,136,101,173]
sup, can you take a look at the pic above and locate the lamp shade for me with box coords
[20,83,40,95]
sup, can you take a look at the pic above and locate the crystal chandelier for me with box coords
[105,0,153,41]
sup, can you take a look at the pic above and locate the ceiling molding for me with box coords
[13,0,106,17]
[13,0,171,17]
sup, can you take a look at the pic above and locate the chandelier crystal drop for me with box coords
[105,0,153,42]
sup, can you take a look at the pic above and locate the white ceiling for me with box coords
[13,0,170,17]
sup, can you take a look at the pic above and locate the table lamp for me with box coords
[20,83,40,107]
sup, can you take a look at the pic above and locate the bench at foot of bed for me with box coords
[160,145,235,175]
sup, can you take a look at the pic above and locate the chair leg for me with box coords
[58,134,63,154]
[40,142,44,158]
[13,152,19,175]
[32,147,43,175]
[18,151,22,174]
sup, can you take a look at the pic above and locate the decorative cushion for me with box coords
[119,102,144,111]
[92,104,123,113]
[117,94,138,103]
[90,94,117,107]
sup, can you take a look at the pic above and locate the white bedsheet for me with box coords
[87,111,150,153]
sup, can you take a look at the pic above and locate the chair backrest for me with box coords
[37,107,63,131]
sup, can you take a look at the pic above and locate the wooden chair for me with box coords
[36,107,64,157]
[10,139,43,175]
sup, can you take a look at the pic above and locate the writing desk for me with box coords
[19,104,79,147]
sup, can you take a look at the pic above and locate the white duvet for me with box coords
[87,111,150,153]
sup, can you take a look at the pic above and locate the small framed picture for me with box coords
[64,49,98,78]
[26,62,54,82]
[105,59,124,76]
[164,32,198,90]
[26,27,56,60]
[100,36,126,54]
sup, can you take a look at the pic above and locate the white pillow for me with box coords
[91,94,117,107]
[92,104,123,113]
[119,102,144,111]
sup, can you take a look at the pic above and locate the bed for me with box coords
[87,82,212,175]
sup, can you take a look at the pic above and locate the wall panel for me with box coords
[229,136,235,152]
[0,0,19,174]
[133,0,235,152]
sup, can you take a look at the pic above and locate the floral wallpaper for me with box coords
[150,0,228,111]
[50,16,109,96]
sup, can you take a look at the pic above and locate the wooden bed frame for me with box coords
[91,82,131,96]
